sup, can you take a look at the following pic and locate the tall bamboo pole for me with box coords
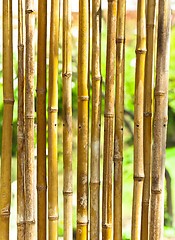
[0,0,14,239]
[141,0,157,239]
[62,0,73,239]
[113,0,126,239]
[76,0,89,238]
[17,0,25,239]
[48,0,59,239]
[90,0,102,239]
[150,0,171,238]
[37,0,47,239]
[131,0,146,239]
[102,0,117,239]
[24,0,35,239]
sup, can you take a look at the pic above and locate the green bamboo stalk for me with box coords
[102,0,117,239]
[90,0,102,239]
[0,1,14,239]
[131,0,146,239]
[62,0,73,239]
[17,0,25,238]
[149,0,171,238]
[113,0,126,239]
[37,0,47,239]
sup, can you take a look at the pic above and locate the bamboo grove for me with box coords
[0,0,172,239]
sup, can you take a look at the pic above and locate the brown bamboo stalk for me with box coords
[48,0,59,239]
[0,0,14,239]
[62,0,73,239]
[76,0,89,238]
[141,0,157,239]
[131,0,146,239]
[113,0,126,239]
[149,0,171,238]
[90,0,102,239]
[25,0,35,239]
[17,0,25,238]
[37,0,47,239]
[102,0,117,239]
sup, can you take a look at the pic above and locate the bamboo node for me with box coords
[135,49,147,54]
[151,189,162,194]
[134,176,144,181]
[63,191,73,196]
[154,91,166,97]
[78,96,89,101]
[77,221,89,225]
[48,107,58,113]
[18,44,24,50]
[25,114,34,119]
[25,220,35,224]
[116,37,125,44]
[104,113,114,118]
[113,156,123,163]
[37,185,47,191]
[48,216,59,221]
[90,181,101,186]
[107,0,116,2]
[0,207,10,217]
[17,221,25,226]
[92,76,102,82]
[36,88,47,94]
[3,99,15,104]
[144,112,152,117]
[102,223,112,229]
[25,9,35,15]
[62,72,72,79]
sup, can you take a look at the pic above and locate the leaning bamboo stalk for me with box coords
[37,0,47,239]
[24,0,35,239]
[149,0,171,239]
[131,0,146,239]
[0,1,14,239]
[17,0,25,238]
[48,0,59,239]
[141,0,157,239]
[76,0,89,238]
[90,0,102,239]
[62,0,73,239]
[102,0,117,239]
[113,0,126,239]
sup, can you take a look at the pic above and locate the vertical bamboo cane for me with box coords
[102,1,117,239]
[48,0,59,239]
[131,0,146,239]
[0,0,14,239]
[37,0,47,239]
[90,0,102,239]
[149,0,171,239]
[113,0,126,239]
[17,0,25,238]
[62,0,73,239]
[76,0,89,238]
[141,0,157,239]
[25,0,35,239]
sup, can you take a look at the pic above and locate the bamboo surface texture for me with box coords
[90,0,101,239]
[62,0,73,239]
[113,0,126,239]
[37,0,47,239]
[17,0,25,239]
[76,0,89,239]
[150,0,171,239]
[131,0,146,239]
[141,0,157,239]
[25,0,35,239]
[48,0,59,239]
[0,1,14,239]
[102,0,117,239]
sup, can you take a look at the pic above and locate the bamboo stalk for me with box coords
[24,0,35,239]
[102,0,117,239]
[17,0,25,238]
[62,0,73,239]
[48,0,59,239]
[37,0,47,239]
[90,0,102,239]
[149,0,171,239]
[113,0,126,239]
[141,0,157,239]
[76,0,89,238]
[0,0,14,239]
[131,0,146,239]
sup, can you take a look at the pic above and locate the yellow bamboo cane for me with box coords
[37,0,47,239]
[113,0,126,239]
[17,0,25,238]
[102,1,117,239]
[62,0,73,239]
[150,0,171,238]
[141,0,157,239]
[131,0,146,239]
[0,1,14,239]
[76,0,89,238]
[90,0,102,239]
[48,0,59,239]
